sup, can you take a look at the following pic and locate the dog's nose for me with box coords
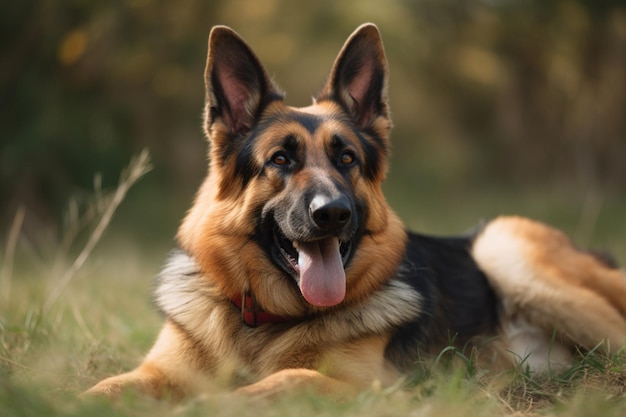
[309,195,352,232]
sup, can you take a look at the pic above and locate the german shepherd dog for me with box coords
[87,24,626,400]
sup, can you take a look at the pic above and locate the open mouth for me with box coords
[271,226,352,307]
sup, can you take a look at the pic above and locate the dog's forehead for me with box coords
[294,102,336,117]
[253,101,358,151]
[280,102,347,134]
[282,108,324,134]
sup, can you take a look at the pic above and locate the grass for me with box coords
[2,152,626,416]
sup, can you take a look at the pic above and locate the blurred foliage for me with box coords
[1,0,625,244]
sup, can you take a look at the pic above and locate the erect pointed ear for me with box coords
[204,26,283,138]
[317,23,389,129]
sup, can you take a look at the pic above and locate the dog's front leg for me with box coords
[85,320,212,400]
[236,368,357,400]
[84,364,178,400]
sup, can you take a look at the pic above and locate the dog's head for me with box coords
[178,24,406,314]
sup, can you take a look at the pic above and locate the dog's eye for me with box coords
[271,152,289,166]
[339,151,356,166]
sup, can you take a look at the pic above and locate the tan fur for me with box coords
[176,91,404,316]
[88,258,422,399]
[236,335,398,399]
[472,216,626,370]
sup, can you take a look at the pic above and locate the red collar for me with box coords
[231,292,294,327]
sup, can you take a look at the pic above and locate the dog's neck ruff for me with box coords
[153,250,298,327]
[231,291,294,327]
[155,250,424,340]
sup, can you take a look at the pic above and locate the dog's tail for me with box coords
[472,216,626,369]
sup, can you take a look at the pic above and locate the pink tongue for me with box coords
[296,238,346,307]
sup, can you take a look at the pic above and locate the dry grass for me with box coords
[1,152,626,416]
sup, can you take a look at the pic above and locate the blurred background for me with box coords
[2,0,625,262]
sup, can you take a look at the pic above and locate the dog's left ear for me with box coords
[318,23,389,129]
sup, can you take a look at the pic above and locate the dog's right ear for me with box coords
[204,26,283,140]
